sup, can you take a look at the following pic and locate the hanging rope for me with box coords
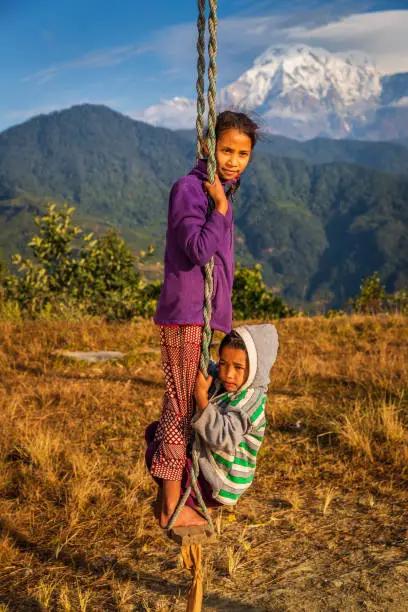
[199,0,218,378]
[205,0,218,186]
[195,0,206,161]
[167,0,218,536]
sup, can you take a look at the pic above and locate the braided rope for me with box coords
[206,0,218,185]
[199,0,218,377]
[167,0,218,534]
[195,0,206,161]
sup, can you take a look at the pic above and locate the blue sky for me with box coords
[1,0,408,132]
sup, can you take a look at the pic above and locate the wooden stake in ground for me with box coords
[168,526,216,611]
[182,544,203,612]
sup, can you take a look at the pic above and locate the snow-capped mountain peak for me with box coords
[220,44,381,112]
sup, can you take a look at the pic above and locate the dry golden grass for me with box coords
[0,315,407,611]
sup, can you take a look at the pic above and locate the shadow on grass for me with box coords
[0,519,265,611]
[0,595,42,612]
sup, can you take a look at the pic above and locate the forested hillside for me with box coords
[1,104,407,307]
[0,105,193,224]
[257,137,408,176]
[237,155,408,303]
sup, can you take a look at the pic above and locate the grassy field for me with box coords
[0,315,407,611]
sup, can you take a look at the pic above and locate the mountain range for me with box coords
[0,104,407,308]
[137,44,408,141]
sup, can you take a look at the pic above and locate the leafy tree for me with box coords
[74,229,160,319]
[232,264,295,320]
[350,272,408,315]
[350,272,388,314]
[388,289,408,315]
[4,203,160,319]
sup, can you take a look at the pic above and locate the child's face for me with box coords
[218,346,249,393]
[216,129,252,181]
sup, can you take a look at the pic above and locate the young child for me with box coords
[150,111,259,528]
[145,324,279,516]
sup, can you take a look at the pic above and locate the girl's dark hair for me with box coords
[207,110,259,201]
[219,330,248,358]
[214,110,259,150]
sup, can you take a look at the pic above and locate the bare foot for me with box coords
[160,505,208,529]
[195,506,212,515]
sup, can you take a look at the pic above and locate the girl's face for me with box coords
[215,129,252,181]
[218,346,249,393]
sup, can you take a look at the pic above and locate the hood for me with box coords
[235,324,279,391]
[190,158,238,186]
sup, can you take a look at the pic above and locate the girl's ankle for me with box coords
[162,501,177,517]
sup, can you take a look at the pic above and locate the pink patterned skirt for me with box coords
[149,325,203,481]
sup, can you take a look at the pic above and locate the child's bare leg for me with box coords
[154,486,162,520]
[160,479,180,527]
[160,480,207,528]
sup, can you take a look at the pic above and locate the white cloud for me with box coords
[149,15,286,81]
[23,45,150,84]
[131,97,196,130]
[392,97,408,107]
[286,10,408,75]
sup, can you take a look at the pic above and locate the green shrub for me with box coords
[326,309,346,318]
[232,264,295,320]
[350,272,387,314]
[387,289,408,315]
[3,203,160,320]
[350,272,408,315]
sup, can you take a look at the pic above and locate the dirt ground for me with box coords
[0,316,407,611]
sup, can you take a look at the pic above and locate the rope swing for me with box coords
[166,2,218,610]
[167,0,218,534]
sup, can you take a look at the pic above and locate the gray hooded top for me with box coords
[191,324,279,505]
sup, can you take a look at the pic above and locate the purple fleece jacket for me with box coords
[154,159,235,333]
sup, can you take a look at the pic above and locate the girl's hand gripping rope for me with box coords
[194,371,213,412]
[204,175,228,216]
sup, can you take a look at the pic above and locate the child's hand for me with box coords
[194,371,213,411]
[204,176,228,216]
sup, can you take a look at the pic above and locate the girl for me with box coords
[150,110,259,528]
